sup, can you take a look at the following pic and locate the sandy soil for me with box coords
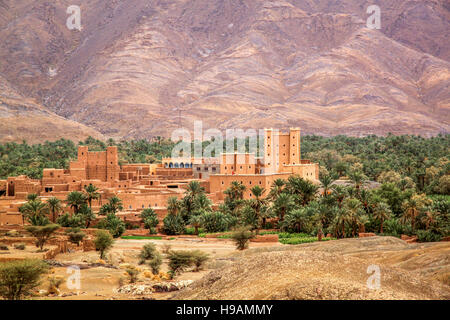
[34,237,280,300]
[6,236,447,300]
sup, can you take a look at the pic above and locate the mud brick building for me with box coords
[0,128,318,226]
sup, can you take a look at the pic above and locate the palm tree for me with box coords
[66,191,87,215]
[107,196,123,214]
[84,184,100,209]
[249,186,266,231]
[348,171,366,193]
[420,207,439,230]
[372,202,391,233]
[47,197,63,223]
[344,198,365,237]
[167,197,181,216]
[272,193,294,222]
[19,199,49,226]
[183,181,205,217]
[186,181,205,199]
[268,179,285,200]
[78,203,96,228]
[331,185,347,208]
[333,208,352,239]
[27,193,39,201]
[286,175,318,205]
[285,208,310,233]
[194,193,212,212]
[225,181,246,201]
[188,214,203,235]
[319,174,335,198]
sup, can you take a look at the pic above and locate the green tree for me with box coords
[372,202,392,233]
[25,224,60,250]
[97,213,126,238]
[66,191,87,215]
[272,193,295,222]
[19,199,50,226]
[231,227,255,250]
[84,184,100,209]
[47,197,63,223]
[0,259,49,300]
[94,230,114,259]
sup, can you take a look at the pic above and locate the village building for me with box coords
[0,128,318,226]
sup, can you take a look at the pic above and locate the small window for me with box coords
[240,166,243,169]
[129,205,132,209]
[142,205,145,208]
[249,181,252,185]
[212,167,217,171]
[259,181,262,185]
[221,181,224,185]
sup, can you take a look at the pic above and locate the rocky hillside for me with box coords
[0,0,449,141]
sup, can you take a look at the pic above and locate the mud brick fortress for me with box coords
[0,128,318,227]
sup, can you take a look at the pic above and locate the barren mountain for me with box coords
[0,0,449,142]
[0,75,103,143]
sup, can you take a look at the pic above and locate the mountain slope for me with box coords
[0,75,103,143]
[0,0,449,141]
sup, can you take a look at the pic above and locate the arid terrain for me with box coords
[4,236,447,300]
[0,0,449,142]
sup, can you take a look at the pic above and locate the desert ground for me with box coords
[11,236,447,300]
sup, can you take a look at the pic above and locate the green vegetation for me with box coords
[3,134,449,244]
[0,137,175,180]
[94,230,114,260]
[231,227,255,250]
[25,224,60,251]
[0,259,49,300]
[121,235,163,240]
[66,227,86,246]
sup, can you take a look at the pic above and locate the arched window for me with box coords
[169,163,173,168]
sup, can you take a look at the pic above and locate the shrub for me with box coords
[231,227,255,250]
[148,252,163,275]
[417,230,442,243]
[94,230,114,259]
[191,250,209,272]
[162,214,185,235]
[184,227,204,235]
[161,243,172,254]
[167,250,195,278]
[14,243,26,250]
[97,213,126,238]
[66,228,86,246]
[138,243,157,264]
[201,211,229,233]
[56,213,85,228]
[47,275,64,294]
[0,259,48,300]
[25,224,60,251]
[0,244,8,251]
[141,209,159,230]
[125,267,139,283]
